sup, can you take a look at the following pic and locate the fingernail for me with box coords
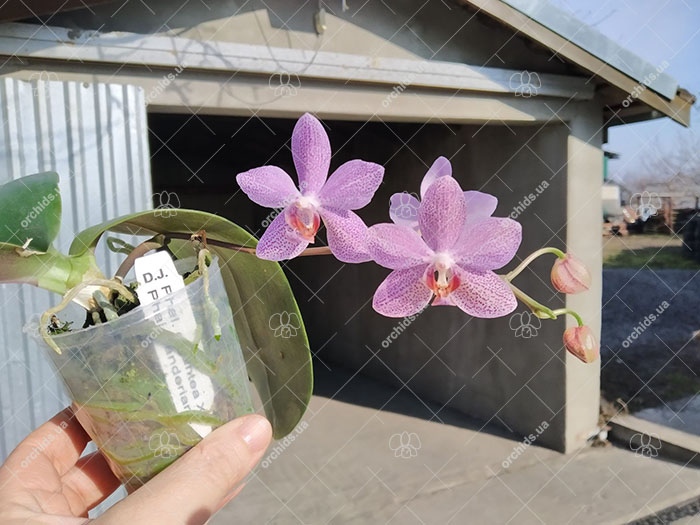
[237,415,272,454]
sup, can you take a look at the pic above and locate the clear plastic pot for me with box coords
[36,258,253,491]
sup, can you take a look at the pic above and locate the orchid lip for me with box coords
[423,256,460,300]
[285,199,321,241]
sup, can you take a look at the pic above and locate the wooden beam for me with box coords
[0,22,594,101]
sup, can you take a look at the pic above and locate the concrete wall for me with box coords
[145,114,597,451]
[564,102,603,450]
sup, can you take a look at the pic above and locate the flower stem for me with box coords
[505,280,556,320]
[115,237,165,279]
[298,246,333,256]
[505,278,586,326]
[506,247,566,281]
[164,232,333,257]
[551,308,584,326]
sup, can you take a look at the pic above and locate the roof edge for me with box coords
[459,0,694,127]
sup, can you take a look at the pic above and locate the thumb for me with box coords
[98,414,271,525]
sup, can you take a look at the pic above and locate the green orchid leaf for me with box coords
[0,172,61,252]
[70,210,312,439]
[0,243,73,294]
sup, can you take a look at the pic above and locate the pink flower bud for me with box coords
[563,326,598,363]
[551,254,591,294]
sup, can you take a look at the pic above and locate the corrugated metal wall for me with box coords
[0,78,152,460]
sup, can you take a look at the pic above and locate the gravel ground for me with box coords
[601,269,700,412]
[630,496,700,524]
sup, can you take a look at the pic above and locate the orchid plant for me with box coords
[237,113,597,363]
[0,112,595,487]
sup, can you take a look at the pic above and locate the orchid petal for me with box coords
[292,113,331,195]
[420,156,452,198]
[389,192,420,230]
[318,160,384,210]
[368,223,432,270]
[464,190,497,223]
[256,211,309,261]
[373,265,432,317]
[449,267,517,318]
[454,217,522,271]
[418,176,467,252]
[319,207,372,263]
[236,166,299,208]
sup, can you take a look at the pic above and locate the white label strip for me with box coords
[134,251,214,437]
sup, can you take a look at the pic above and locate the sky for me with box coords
[548,0,700,186]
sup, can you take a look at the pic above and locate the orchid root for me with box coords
[40,279,137,354]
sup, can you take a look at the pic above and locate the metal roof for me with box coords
[461,0,694,126]
[501,0,678,100]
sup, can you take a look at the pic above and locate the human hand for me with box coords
[0,407,272,524]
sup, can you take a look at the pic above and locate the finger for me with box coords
[61,451,121,517]
[3,407,89,477]
[100,414,271,525]
[216,482,246,513]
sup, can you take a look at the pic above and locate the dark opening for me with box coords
[147,113,570,446]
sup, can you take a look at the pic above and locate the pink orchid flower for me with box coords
[369,176,522,318]
[389,156,498,231]
[236,113,384,262]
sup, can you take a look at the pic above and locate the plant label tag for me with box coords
[134,251,214,438]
